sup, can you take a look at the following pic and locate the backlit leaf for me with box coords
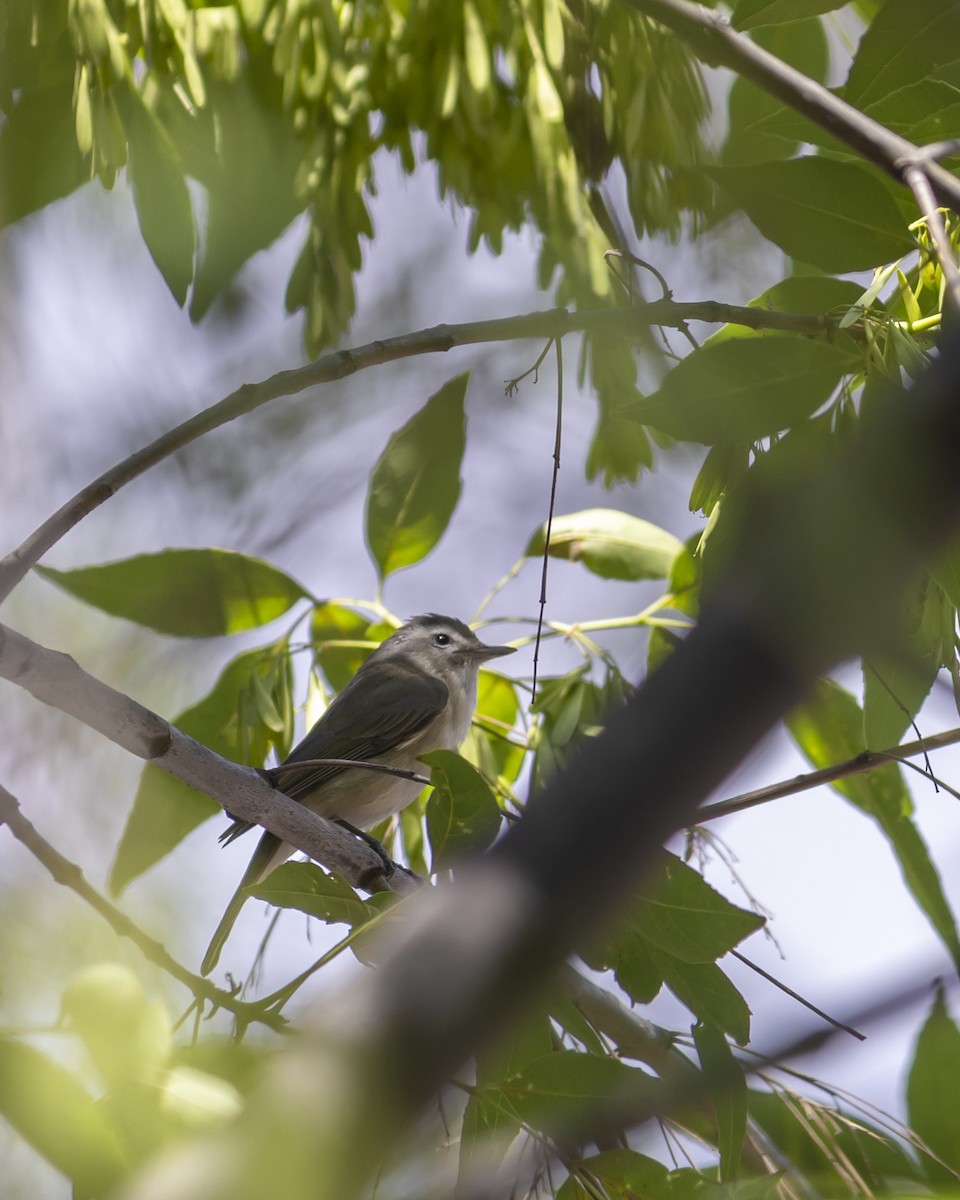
[525,509,682,580]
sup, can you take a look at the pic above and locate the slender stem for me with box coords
[700,724,960,822]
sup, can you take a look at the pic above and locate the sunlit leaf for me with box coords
[248,862,370,927]
[525,509,682,580]
[38,549,308,637]
[365,374,468,580]
[0,1038,130,1195]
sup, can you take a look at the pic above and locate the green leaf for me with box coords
[247,862,370,927]
[930,531,960,610]
[633,335,854,445]
[115,81,195,304]
[38,548,308,637]
[788,679,960,970]
[0,82,87,225]
[424,749,502,871]
[558,1150,670,1200]
[749,275,864,317]
[507,1050,663,1140]
[110,644,291,893]
[365,373,468,580]
[843,0,960,112]
[311,603,376,692]
[636,854,765,963]
[723,18,828,166]
[733,0,847,28]
[693,1022,747,1181]
[906,988,960,1183]
[651,950,752,1045]
[0,1037,130,1195]
[710,159,913,272]
[525,508,682,581]
[584,928,664,1006]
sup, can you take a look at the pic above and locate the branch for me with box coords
[0,301,835,603]
[0,783,287,1031]
[622,0,960,213]
[0,622,418,898]
[700,724,960,822]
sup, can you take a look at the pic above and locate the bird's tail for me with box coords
[201,830,286,976]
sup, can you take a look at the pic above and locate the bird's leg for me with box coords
[335,818,396,878]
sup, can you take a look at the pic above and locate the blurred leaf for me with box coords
[733,0,847,28]
[0,1037,130,1195]
[248,862,369,927]
[694,1022,746,1180]
[0,81,87,224]
[424,749,502,871]
[110,644,291,893]
[61,964,171,1091]
[38,548,308,637]
[788,679,960,970]
[115,80,195,304]
[633,335,854,444]
[365,373,468,580]
[507,1050,662,1141]
[710,159,913,271]
[525,508,682,581]
[906,988,960,1183]
[636,854,764,964]
[558,1150,670,1200]
[311,603,377,692]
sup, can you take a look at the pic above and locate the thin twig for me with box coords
[699,724,960,822]
[0,784,288,1032]
[730,950,866,1041]
[895,145,960,314]
[531,339,564,703]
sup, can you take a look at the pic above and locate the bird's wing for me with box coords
[269,661,449,800]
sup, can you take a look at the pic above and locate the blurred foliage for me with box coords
[5,0,960,1197]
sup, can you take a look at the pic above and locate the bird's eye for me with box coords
[433,632,451,646]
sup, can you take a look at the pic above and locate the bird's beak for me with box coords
[470,641,517,661]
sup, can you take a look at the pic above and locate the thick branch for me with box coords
[0,301,834,604]
[623,0,960,213]
[0,622,417,898]
[0,784,286,1031]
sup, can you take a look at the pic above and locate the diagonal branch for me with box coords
[700,724,960,822]
[623,0,960,213]
[0,621,418,899]
[0,783,287,1031]
[0,301,837,604]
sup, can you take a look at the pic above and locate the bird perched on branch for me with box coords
[201,613,515,974]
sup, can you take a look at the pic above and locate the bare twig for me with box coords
[895,143,960,313]
[699,724,960,822]
[532,339,564,703]
[0,783,287,1031]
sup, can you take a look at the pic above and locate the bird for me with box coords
[201,613,516,974]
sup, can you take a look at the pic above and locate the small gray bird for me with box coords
[201,614,515,974]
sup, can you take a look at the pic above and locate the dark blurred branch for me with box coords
[118,336,960,1200]
[0,623,417,899]
[0,301,837,603]
[622,0,960,213]
[701,723,960,822]
[0,783,287,1031]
